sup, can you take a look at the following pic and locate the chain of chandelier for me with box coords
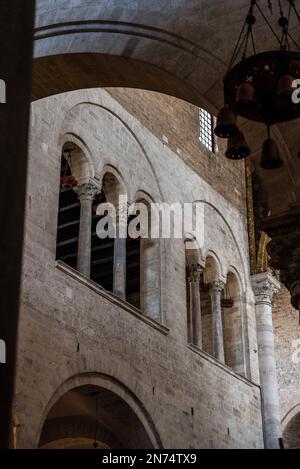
[215,0,300,170]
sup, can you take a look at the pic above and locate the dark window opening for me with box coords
[56,156,80,269]
[91,192,114,293]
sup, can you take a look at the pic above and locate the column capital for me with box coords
[186,264,202,282]
[209,279,225,294]
[251,271,281,305]
[74,181,100,201]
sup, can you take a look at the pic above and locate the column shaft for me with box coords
[113,200,127,300]
[187,265,202,348]
[252,272,281,449]
[75,183,99,277]
[210,281,225,362]
[113,238,127,300]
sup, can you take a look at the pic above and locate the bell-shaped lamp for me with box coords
[214,107,238,139]
[225,131,250,160]
[260,138,283,169]
[236,82,256,105]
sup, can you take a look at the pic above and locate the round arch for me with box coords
[60,101,163,204]
[36,373,162,449]
[204,252,222,283]
[282,407,300,449]
[59,133,95,179]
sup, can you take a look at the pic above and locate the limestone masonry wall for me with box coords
[273,287,300,429]
[15,88,263,448]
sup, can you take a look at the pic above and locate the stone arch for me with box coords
[32,1,226,107]
[195,200,248,290]
[39,416,119,449]
[282,408,300,449]
[204,253,221,284]
[60,101,163,204]
[36,373,162,449]
[184,237,202,265]
[282,403,300,432]
[59,132,95,181]
[100,168,128,206]
[56,140,95,271]
[99,165,128,200]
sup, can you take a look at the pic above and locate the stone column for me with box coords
[113,198,127,300]
[0,1,35,448]
[209,280,225,362]
[74,183,99,277]
[187,264,203,348]
[251,272,281,449]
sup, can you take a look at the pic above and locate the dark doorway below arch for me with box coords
[39,385,155,449]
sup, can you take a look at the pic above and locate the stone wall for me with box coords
[273,286,300,434]
[15,88,263,449]
[108,88,245,212]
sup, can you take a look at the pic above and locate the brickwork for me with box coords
[108,88,245,213]
[273,286,300,433]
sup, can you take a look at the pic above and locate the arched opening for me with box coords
[221,272,245,375]
[94,172,141,307]
[283,411,300,449]
[56,144,82,269]
[90,172,116,294]
[137,198,161,321]
[39,384,155,449]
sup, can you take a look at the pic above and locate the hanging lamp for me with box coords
[215,0,300,168]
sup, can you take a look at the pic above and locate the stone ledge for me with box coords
[188,343,260,389]
[56,260,169,336]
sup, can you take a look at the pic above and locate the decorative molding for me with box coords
[56,261,169,335]
[34,20,225,69]
[188,344,259,389]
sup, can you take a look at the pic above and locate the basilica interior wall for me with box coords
[15,87,263,449]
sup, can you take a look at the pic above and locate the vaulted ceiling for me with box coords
[33,0,300,216]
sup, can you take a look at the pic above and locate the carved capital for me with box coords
[186,264,202,283]
[209,279,225,294]
[74,182,100,201]
[251,272,280,305]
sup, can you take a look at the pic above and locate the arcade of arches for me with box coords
[1,0,300,450]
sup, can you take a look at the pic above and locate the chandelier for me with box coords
[215,0,300,169]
